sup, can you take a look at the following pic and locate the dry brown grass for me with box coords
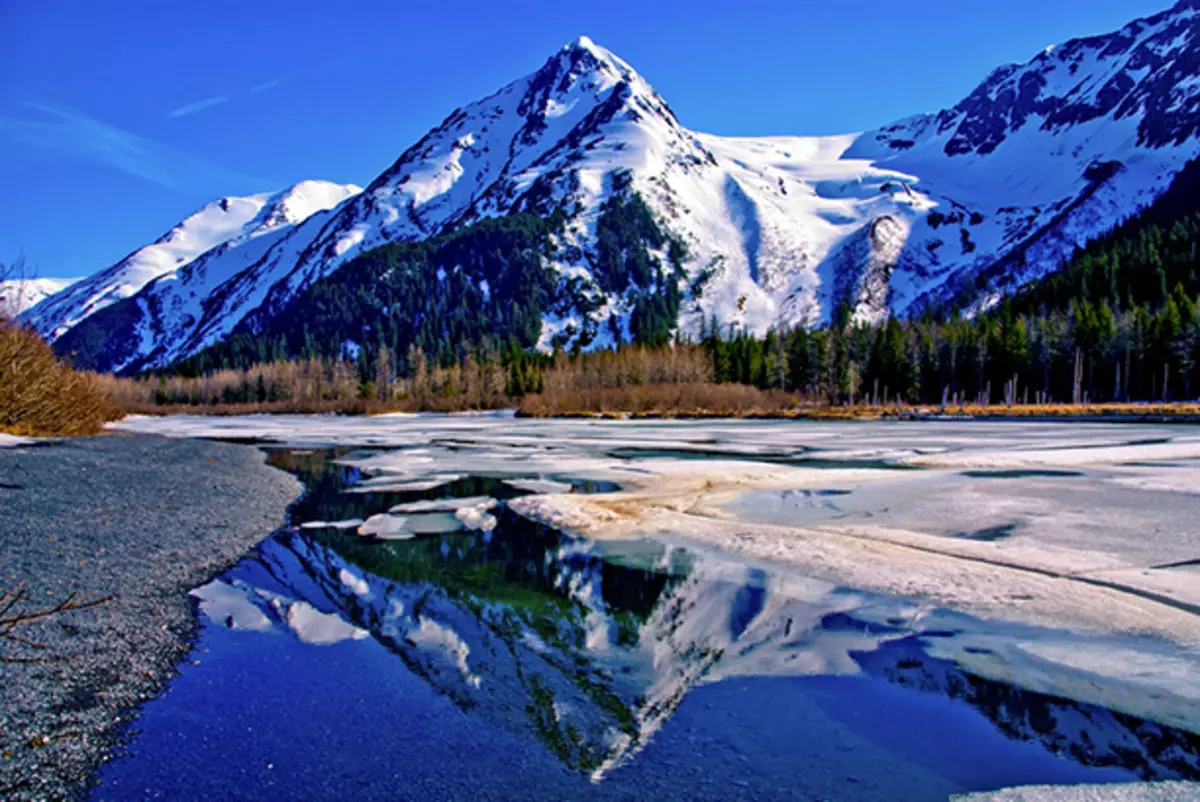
[0,323,122,436]
[113,395,517,417]
[519,384,1200,421]
[518,382,808,418]
[96,356,516,416]
[909,402,1200,420]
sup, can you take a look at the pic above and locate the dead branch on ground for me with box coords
[0,582,115,664]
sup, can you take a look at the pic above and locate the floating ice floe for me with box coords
[299,518,364,530]
[404,512,468,534]
[389,495,497,514]
[502,478,574,494]
[358,513,413,539]
[906,437,1200,469]
[343,473,464,494]
[455,504,497,532]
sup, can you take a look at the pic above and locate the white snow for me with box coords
[23,192,279,340]
[0,433,38,448]
[951,782,1200,801]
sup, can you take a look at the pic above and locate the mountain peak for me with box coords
[558,35,625,69]
[530,34,638,98]
[564,34,600,54]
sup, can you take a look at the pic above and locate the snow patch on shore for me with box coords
[951,781,1200,801]
[0,433,38,448]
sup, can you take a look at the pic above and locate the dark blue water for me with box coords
[90,449,1199,801]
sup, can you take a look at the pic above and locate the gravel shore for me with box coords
[0,432,299,800]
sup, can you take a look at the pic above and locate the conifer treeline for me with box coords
[699,290,1198,406]
[701,155,1200,405]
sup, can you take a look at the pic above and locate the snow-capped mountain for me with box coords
[0,276,79,319]
[21,180,360,344]
[130,35,934,365]
[45,1,1200,370]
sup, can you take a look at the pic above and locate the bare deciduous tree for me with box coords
[0,253,36,324]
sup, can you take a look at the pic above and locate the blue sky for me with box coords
[0,0,1172,278]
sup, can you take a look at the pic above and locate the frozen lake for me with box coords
[98,415,1200,799]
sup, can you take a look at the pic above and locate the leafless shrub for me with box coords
[0,254,38,323]
[0,324,123,436]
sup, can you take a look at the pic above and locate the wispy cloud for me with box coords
[249,74,290,94]
[166,95,229,119]
[0,101,267,192]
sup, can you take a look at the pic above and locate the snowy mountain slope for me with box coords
[210,36,941,348]
[0,276,79,319]
[23,180,359,346]
[846,0,1200,313]
[162,35,738,359]
[51,180,361,372]
[49,1,1200,370]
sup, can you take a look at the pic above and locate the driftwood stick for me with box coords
[0,584,115,662]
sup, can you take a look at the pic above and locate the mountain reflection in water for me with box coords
[93,448,1200,800]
